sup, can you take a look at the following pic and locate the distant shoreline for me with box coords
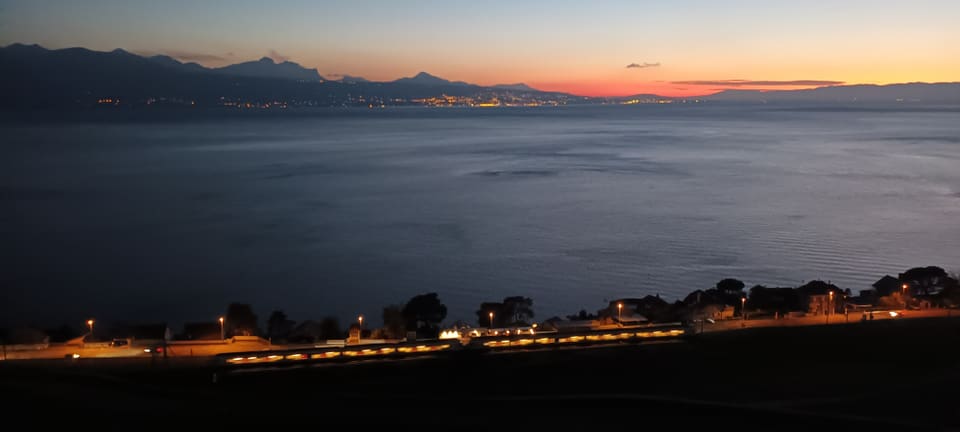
[4,101,960,125]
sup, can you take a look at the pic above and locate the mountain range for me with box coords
[1,43,958,109]
[0,44,578,109]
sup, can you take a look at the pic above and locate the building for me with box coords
[872,275,902,297]
[797,280,844,315]
[608,295,669,322]
[682,289,737,321]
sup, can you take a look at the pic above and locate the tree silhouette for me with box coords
[225,303,258,337]
[401,293,447,338]
[319,317,341,340]
[717,278,745,293]
[476,302,504,327]
[476,297,535,326]
[501,296,535,325]
[266,310,295,341]
[900,266,950,295]
[566,309,597,321]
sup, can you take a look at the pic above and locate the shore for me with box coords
[2,316,959,429]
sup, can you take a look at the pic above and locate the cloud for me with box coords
[626,62,660,69]
[267,49,290,63]
[672,79,844,87]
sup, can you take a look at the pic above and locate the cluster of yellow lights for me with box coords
[397,344,451,353]
[483,338,537,348]
[227,355,284,364]
[222,328,684,364]
[439,330,461,339]
[225,344,455,364]
[344,347,397,357]
[311,352,341,360]
[519,329,686,346]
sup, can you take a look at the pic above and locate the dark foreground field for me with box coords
[3,318,959,430]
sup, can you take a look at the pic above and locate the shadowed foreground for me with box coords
[3,317,959,430]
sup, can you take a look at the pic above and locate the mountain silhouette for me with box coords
[392,72,469,87]
[147,55,206,73]
[492,83,539,92]
[213,57,324,82]
[0,44,564,109]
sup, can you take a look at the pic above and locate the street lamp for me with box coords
[827,291,834,324]
[617,303,623,325]
[901,283,909,308]
[489,312,494,329]
[358,315,364,329]
[218,317,224,340]
[86,319,94,335]
[740,297,746,326]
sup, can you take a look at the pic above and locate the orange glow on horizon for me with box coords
[529,81,841,98]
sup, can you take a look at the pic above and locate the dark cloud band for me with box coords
[672,79,843,86]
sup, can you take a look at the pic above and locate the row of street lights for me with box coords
[84,317,225,340]
[92,284,917,342]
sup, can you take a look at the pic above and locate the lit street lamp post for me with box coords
[827,291,834,324]
[617,303,623,325]
[902,284,909,308]
[218,317,224,340]
[87,319,95,335]
[489,312,494,329]
[741,297,746,327]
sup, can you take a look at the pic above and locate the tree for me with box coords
[225,303,258,337]
[501,296,535,325]
[477,302,504,327]
[266,310,295,341]
[936,271,960,307]
[900,266,950,296]
[566,309,597,321]
[401,293,447,337]
[717,278,745,293]
[476,296,535,327]
[319,317,341,340]
[381,305,406,339]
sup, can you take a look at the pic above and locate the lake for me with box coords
[3,104,959,327]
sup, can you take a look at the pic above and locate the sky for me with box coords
[1,0,958,97]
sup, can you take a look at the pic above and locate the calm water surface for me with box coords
[3,105,959,326]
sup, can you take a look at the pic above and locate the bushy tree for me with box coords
[501,296,535,325]
[900,266,950,295]
[717,278,745,293]
[225,303,258,337]
[566,309,597,321]
[477,302,504,327]
[402,293,447,337]
[319,317,341,340]
[266,310,295,341]
[476,296,536,327]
